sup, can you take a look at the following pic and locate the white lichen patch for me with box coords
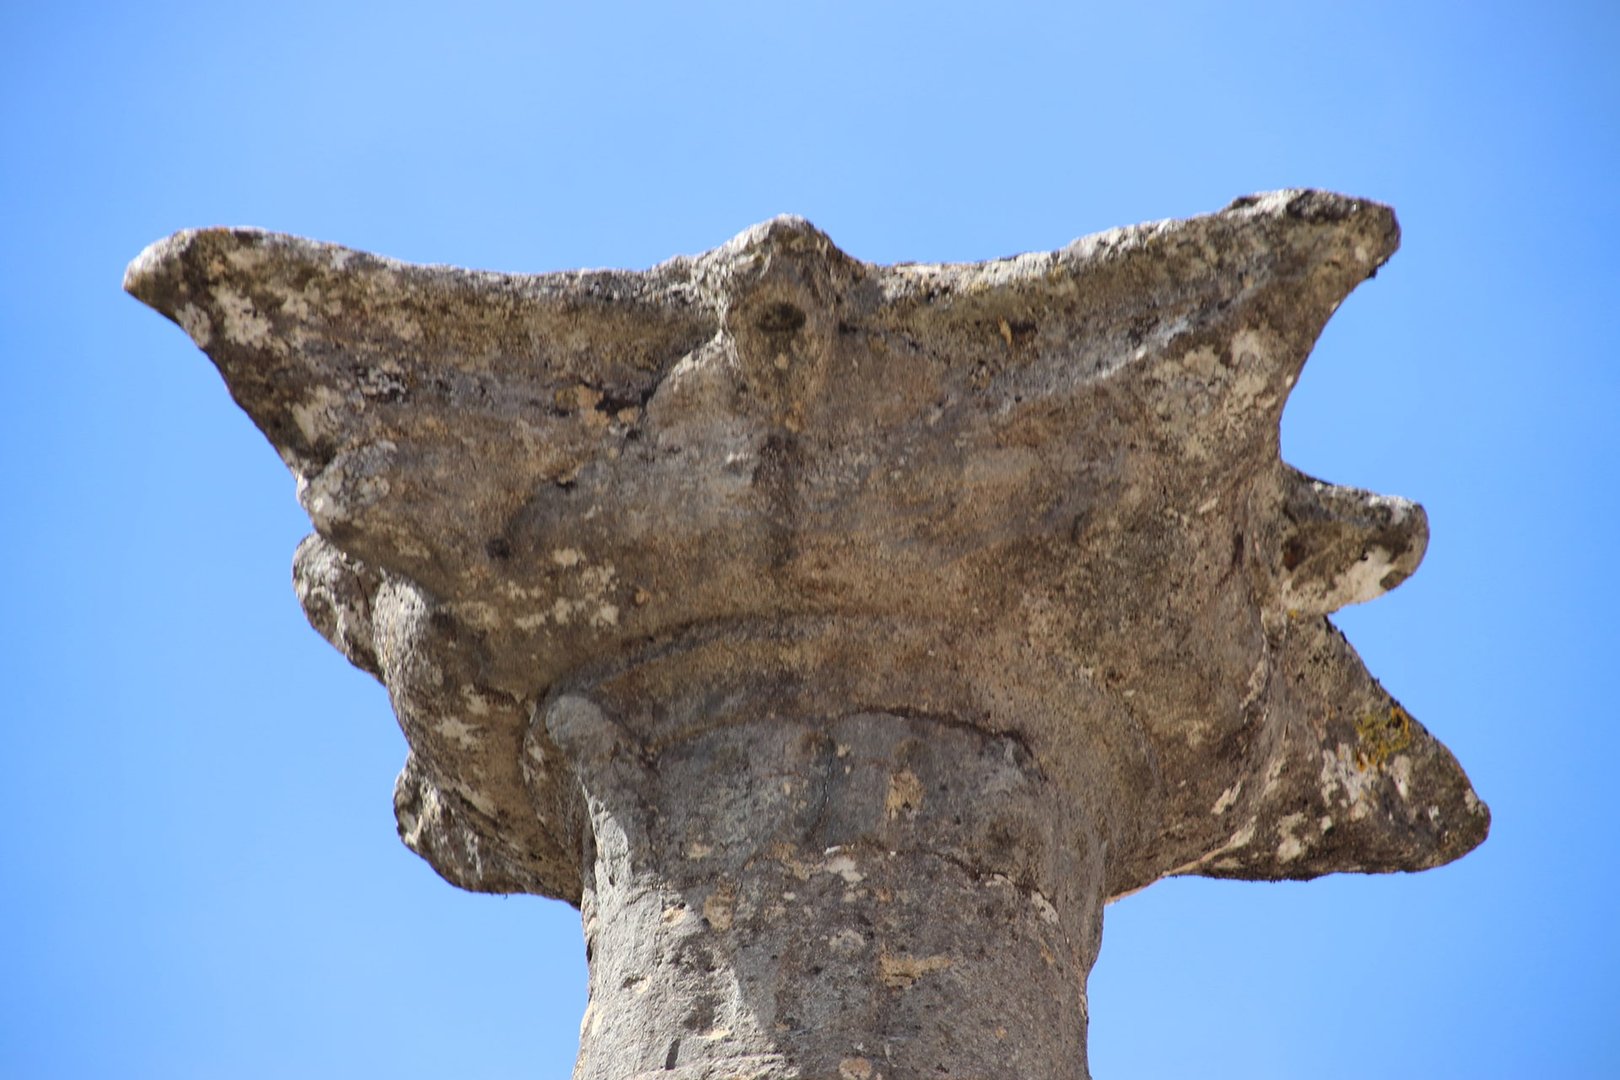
[395,536,432,564]
[276,283,321,321]
[301,442,396,531]
[1275,812,1308,862]
[1319,744,1379,821]
[291,385,349,444]
[224,243,270,272]
[356,361,408,400]
[1391,754,1414,800]
[455,600,504,632]
[175,302,213,346]
[1285,546,1400,613]
[1260,751,1287,797]
[1160,819,1260,884]
[531,557,625,634]
[823,852,864,884]
[394,775,439,840]
[498,579,548,602]
[434,716,481,750]
[524,553,626,632]
[214,285,272,346]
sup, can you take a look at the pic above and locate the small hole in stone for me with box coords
[1281,535,1307,571]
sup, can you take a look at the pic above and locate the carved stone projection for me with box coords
[127,191,1487,1080]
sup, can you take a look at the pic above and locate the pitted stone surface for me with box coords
[129,190,1488,1077]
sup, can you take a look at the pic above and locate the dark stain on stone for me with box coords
[428,610,459,642]
[752,433,802,569]
[1280,534,1307,571]
[755,301,807,336]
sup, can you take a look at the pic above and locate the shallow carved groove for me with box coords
[128,190,1487,1078]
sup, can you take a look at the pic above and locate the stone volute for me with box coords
[127,190,1488,1079]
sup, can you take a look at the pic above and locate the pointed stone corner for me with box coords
[1272,466,1430,616]
[130,191,1484,1078]
[1173,618,1488,885]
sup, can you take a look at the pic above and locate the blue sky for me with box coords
[3,2,1616,1076]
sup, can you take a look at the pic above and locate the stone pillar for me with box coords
[553,694,1099,1079]
[127,191,1488,1079]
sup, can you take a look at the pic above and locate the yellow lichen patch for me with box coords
[556,384,603,412]
[1182,344,1220,380]
[1355,705,1414,771]
[769,842,813,880]
[885,769,924,819]
[703,883,736,931]
[878,950,952,989]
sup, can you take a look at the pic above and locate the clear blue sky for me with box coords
[3,2,1616,1076]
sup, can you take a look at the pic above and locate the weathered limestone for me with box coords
[128,190,1487,1079]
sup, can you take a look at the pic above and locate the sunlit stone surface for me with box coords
[129,190,1487,1078]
